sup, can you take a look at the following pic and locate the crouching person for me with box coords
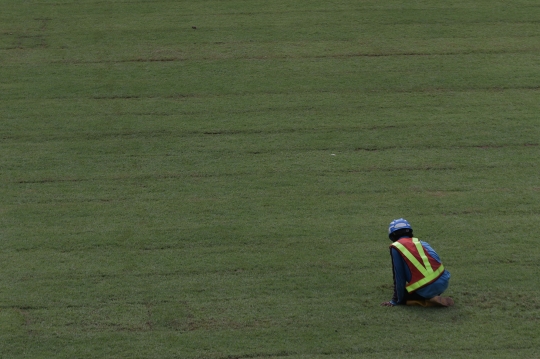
[381,218,454,307]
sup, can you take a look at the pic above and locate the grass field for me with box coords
[1,0,540,358]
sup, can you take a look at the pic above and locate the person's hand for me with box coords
[380,301,395,307]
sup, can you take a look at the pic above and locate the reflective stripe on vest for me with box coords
[391,237,445,292]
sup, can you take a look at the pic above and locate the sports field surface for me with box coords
[1,1,540,358]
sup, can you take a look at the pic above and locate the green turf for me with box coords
[1,0,540,358]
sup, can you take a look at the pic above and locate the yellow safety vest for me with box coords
[391,237,445,292]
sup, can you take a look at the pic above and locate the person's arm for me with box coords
[391,247,408,304]
[382,247,408,306]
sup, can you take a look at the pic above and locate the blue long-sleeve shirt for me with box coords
[390,239,450,305]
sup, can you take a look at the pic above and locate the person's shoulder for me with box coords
[420,239,433,248]
[420,240,439,253]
